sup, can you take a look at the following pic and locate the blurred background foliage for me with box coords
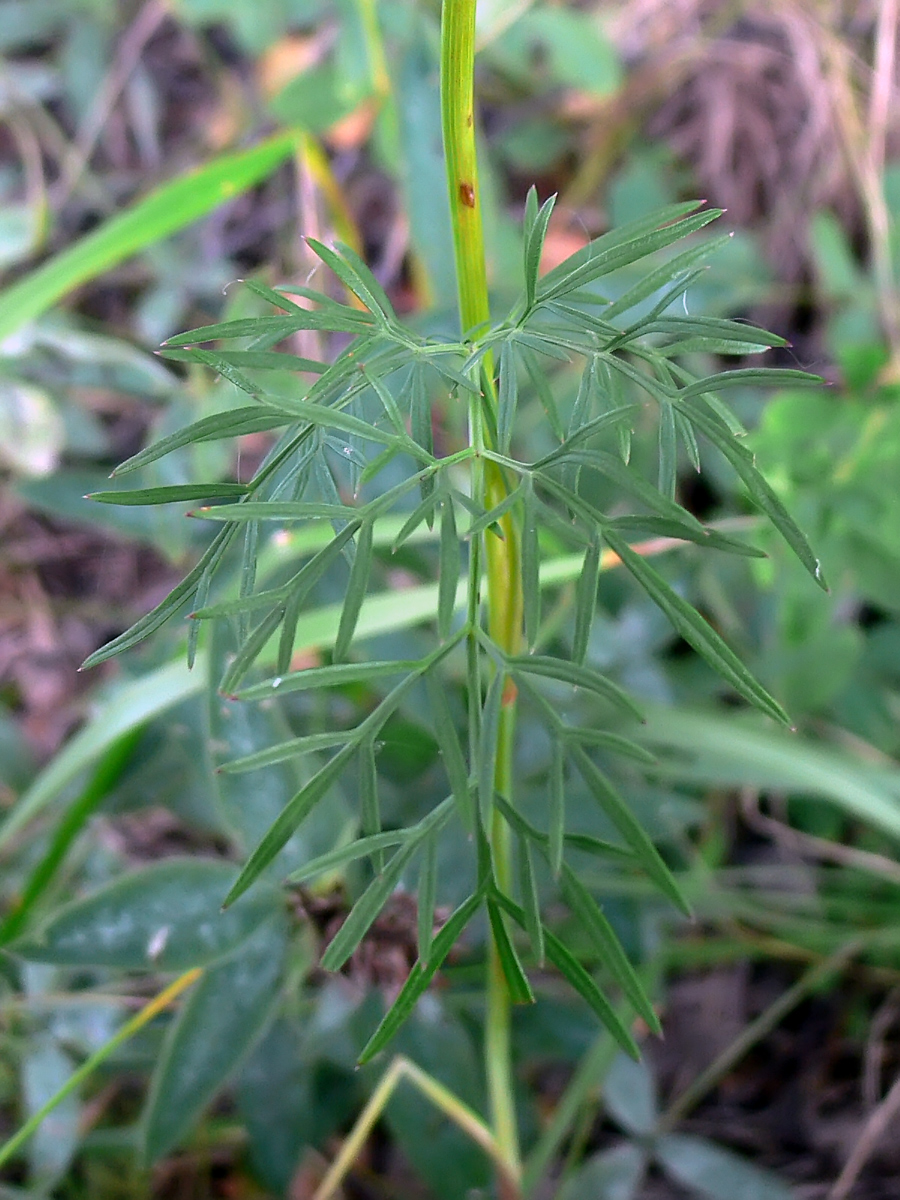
[2,0,900,1197]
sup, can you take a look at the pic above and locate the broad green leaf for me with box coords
[438,495,461,641]
[559,867,660,1033]
[602,528,789,724]
[0,131,301,343]
[334,519,374,660]
[573,535,601,664]
[112,408,290,477]
[357,889,484,1064]
[223,745,358,906]
[142,914,288,1164]
[557,1142,647,1200]
[509,654,642,720]
[655,1134,794,1200]
[604,1053,658,1136]
[487,899,535,1004]
[81,524,239,668]
[88,484,248,506]
[571,746,689,915]
[15,860,278,970]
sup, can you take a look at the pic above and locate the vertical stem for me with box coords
[440,3,523,1191]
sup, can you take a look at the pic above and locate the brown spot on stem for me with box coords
[459,181,475,208]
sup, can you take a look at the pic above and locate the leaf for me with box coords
[604,1053,659,1136]
[497,339,519,453]
[680,397,825,588]
[522,483,541,650]
[0,131,302,343]
[359,740,381,869]
[305,237,392,322]
[160,347,327,374]
[523,191,557,311]
[602,233,732,320]
[509,654,643,720]
[678,367,820,401]
[392,489,442,550]
[655,1134,794,1200]
[417,837,438,961]
[539,207,723,302]
[573,535,601,664]
[509,909,640,1060]
[142,914,288,1164]
[357,889,484,1064]
[112,408,290,477]
[15,859,278,970]
[658,401,677,500]
[487,898,535,1004]
[563,727,656,765]
[234,658,415,702]
[522,347,564,440]
[81,525,238,668]
[517,836,544,965]
[223,745,358,907]
[537,452,702,531]
[321,803,453,972]
[535,404,638,468]
[334,520,374,660]
[88,484,249,506]
[557,1143,647,1200]
[478,672,504,827]
[219,606,286,697]
[571,746,689,916]
[285,829,410,884]
[559,867,660,1034]
[601,528,789,724]
[548,740,565,877]
[426,670,474,828]
[605,515,766,558]
[438,495,461,640]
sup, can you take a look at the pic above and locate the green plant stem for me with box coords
[0,969,201,1170]
[441,1,523,1189]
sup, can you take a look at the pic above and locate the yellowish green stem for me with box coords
[441,1,524,1190]
[0,969,202,1171]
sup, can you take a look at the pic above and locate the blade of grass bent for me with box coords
[0,131,301,343]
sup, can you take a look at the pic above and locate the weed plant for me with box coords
[0,1,830,1196]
